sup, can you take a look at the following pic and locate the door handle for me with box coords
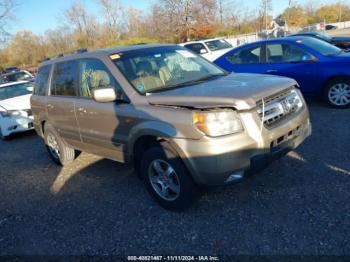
[266,69,278,73]
[77,107,87,113]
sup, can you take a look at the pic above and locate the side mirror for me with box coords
[92,87,117,103]
[301,54,317,62]
[200,49,208,54]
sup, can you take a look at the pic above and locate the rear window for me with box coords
[298,38,341,56]
[34,65,52,96]
[205,39,232,51]
[51,61,78,96]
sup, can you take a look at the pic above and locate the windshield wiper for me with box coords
[147,74,225,94]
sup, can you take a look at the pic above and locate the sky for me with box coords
[7,0,349,35]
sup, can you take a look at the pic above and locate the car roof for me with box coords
[180,37,226,45]
[40,43,176,67]
[0,81,29,88]
[290,31,320,36]
[235,36,310,49]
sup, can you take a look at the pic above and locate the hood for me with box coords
[0,94,32,111]
[147,73,297,111]
[206,48,234,61]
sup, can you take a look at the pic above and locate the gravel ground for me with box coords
[0,98,349,256]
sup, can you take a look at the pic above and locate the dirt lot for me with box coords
[0,98,349,256]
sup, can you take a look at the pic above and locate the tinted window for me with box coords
[226,46,261,64]
[79,59,120,98]
[0,83,33,100]
[184,43,207,54]
[266,43,310,63]
[34,65,52,96]
[51,61,78,96]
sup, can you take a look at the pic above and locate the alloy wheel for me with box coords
[148,159,180,201]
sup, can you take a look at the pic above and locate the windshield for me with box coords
[112,46,226,94]
[5,72,32,82]
[0,83,33,100]
[205,39,232,51]
[298,38,341,56]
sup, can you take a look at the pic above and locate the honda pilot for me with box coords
[31,44,312,210]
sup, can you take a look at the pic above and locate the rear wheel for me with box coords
[324,78,350,108]
[140,142,199,211]
[44,124,76,166]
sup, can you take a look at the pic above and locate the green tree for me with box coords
[282,5,308,27]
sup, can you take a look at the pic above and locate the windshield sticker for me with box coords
[136,83,145,91]
[176,50,196,58]
[110,54,121,60]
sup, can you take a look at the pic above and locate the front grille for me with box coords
[257,87,303,127]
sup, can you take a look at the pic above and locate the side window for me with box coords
[184,43,208,54]
[226,46,261,64]
[266,44,310,63]
[51,61,78,96]
[78,59,120,98]
[34,65,52,96]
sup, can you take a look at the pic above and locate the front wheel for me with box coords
[0,126,9,141]
[140,143,199,211]
[324,78,350,108]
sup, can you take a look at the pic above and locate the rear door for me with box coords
[46,60,81,147]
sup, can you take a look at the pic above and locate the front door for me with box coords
[74,58,132,162]
[262,43,320,95]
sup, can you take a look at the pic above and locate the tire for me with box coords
[323,78,350,108]
[140,142,199,211]
[44,123,76,166]
[0,126,9,141]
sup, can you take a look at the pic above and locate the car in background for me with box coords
[0,75,6,85]
[0,81,34,140]
[325,25,338,31]
[180,38,233,61]
[288,31,350,50]
[2,70,35,83]
[214,36,350,108]
[4,67,20,74]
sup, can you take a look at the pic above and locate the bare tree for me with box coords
[259,0,272,30]
[63,1,98,48]
[0,0,16,43]
[98,0,124,42]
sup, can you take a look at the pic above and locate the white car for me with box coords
[179,38,234,61]
[0,81,34,140]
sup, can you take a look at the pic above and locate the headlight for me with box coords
[0,110,21,117]
[193,109,244,137]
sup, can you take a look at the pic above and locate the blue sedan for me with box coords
[214,36,350,108]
